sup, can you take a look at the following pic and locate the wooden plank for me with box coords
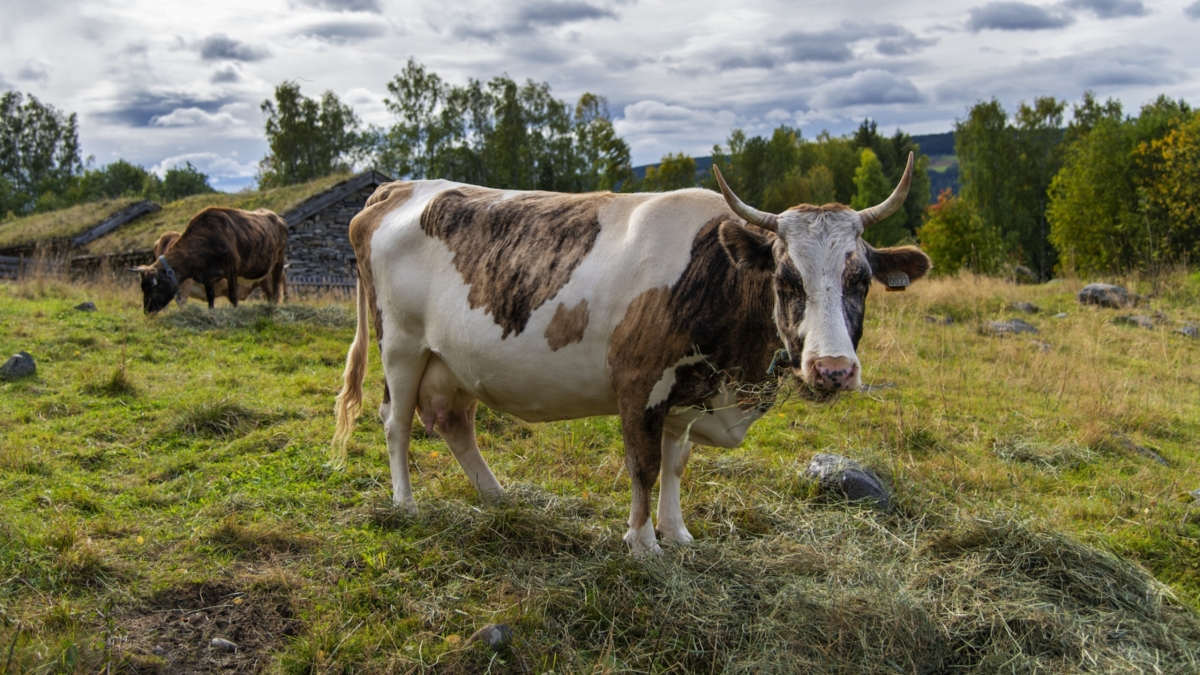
[283,170,393,227]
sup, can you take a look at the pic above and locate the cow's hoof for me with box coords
[658,525,694,545]
[392,498,418,515]
[624,522,662,557]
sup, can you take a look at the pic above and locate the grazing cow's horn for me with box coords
[713,165,778,232]
[128,266,150,274]
[858,151,914,228]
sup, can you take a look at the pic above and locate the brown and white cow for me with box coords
[132,207,288,313]
[333,154,929,556]
[152,230,263,306]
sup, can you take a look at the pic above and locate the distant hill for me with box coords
[632,131,960,203]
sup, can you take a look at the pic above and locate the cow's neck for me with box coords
[158,249,196,282]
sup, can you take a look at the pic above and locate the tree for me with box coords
[161,162,216,202]
[1138,111,1200,264]
[919,189,1004,275]
[0,91,82,217]
[642,153,697,191]
[851,149,909,246]
[574,94,634,192]
[258,81,365,188]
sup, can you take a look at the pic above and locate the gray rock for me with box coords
[74,301,96,312]
[1115,315,1155,330]
[1029,340,1053,353]
[1053,312,1068,319]
[210,638,237,653]
[1111,433,1168,466]
[1012,265,1037,283]
[924,315,954,325]
[1,351,36,380]
[985,318,1039,335]
[1190,488,1200,502]
[1078,283,1130,309]
[468,624,513,651]
[1177,324,1199,339]
[805,453,890,510]
[1009,301,1040,313]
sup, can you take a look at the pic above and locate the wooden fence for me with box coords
[0,255,66,280]
[286,275,356,296]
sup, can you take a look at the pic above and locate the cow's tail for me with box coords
[332,273,371,466]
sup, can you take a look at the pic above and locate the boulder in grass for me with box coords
[805,453,890,510]
[985,318,1039,335]
[1178,324,1199,339]
[1,351,36,380]
[1115,315,1155,330]
[468,624,513,651]
[1009,301,1040,314]
[1078,283,1131,309]
[74,301,97,312]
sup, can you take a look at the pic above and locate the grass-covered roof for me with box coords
[0,198,140,250]
[83,173,351,255]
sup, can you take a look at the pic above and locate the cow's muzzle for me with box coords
[809,356,859,392]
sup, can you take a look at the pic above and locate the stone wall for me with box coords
[286,184,376,278]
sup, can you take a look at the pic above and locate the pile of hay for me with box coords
[368,485,1200,674]
[159,303,353,331]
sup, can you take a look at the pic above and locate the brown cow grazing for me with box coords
[132,207,287,313]
[152,230,262,306]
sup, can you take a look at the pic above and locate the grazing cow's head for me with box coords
[129,259,180,314]
[715,153,930,392]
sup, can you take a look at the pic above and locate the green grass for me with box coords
[0,198,140,249]
[1,272,1199,672]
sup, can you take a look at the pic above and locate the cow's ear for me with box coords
[719,222,776,272]
[868,245,931,288]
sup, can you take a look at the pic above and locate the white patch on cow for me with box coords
[646,352,708,410]
[663,383,767,448]
[623,518,662,557]
[777,209,863,389]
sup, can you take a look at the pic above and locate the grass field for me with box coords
[1,271,1199,673]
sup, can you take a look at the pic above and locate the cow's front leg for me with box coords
[204,282,217,309]
[226,270,240,307]
[656,430,694,544]
[619,402,665,557]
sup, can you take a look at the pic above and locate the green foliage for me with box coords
[918,189,1004,275]
[258,81,367,188]
[160,161,215,202]
[640,152,696,191]
[956,97,1065,279]
[376,58,633,192]
[851,148,909,246]
[1047,93,1194,275]
[0,91,83,217]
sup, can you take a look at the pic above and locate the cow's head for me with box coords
[715,152,930,392]
[129,258,180,314]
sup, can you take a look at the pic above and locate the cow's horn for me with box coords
[713,165,778,232]
[128,266,150,273]
[858,151,914,228]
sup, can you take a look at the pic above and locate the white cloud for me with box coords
[809,70,925,109]
[151,151,258,185]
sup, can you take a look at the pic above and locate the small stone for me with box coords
[1029,340,1052,353]
[74,301,97,312]
[1009,301,1040,313]
[1012,265,1037,283]
[1115,315,1155,330]
[1177,324,1199,339]
[1190,488,1200,501]
[1110,432,1168,466]
[152,646,166,656]
[210,638,237,653]
[985,318,1039,335]
[1,351,36,380]
[1053,312,1068,319]
[468,624,513,651]
[1078,283,1130,309]
[924,315,954,325]
[805,453,890,510]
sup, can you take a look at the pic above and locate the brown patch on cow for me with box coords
[349,181,415,357]
[421,187,613,338]
[544,299,590,351]
[785,202,853,213]
[607,218,782,532]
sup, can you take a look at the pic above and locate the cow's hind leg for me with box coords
[380,345,430,509]
[416,356,502,497]
[619,402,665,557]
[656,431,694,544]
[269,259,285,304]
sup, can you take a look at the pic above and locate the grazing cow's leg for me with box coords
[226,269,240,307]
[204,282,217,309]
[269,260,285,304]
[619,403,666,557]
[656,431,694,544]
[381,345,430,509]
[416,356,502,497]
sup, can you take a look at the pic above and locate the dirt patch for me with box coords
[114,580,300,673]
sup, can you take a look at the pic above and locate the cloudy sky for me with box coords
[3,0,1199,190]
